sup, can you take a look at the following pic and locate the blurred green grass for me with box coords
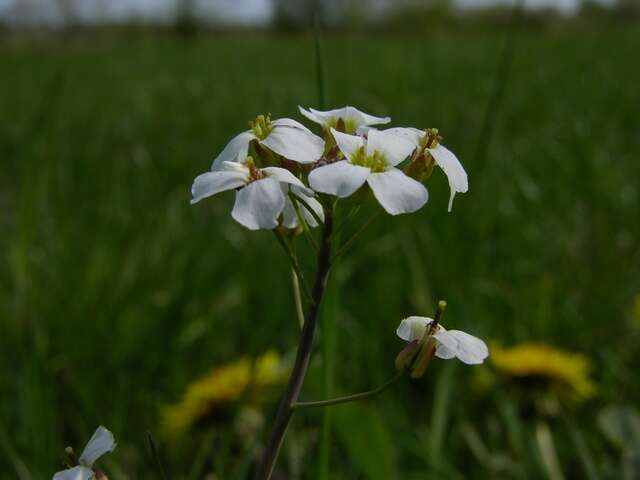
[1,28,639,479]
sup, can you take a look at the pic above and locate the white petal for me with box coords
[384,127,425,147]
[211,131,254,171]
[367,168,428,215]
[433,330,488,365]
[298,106,324,125]
[355,107,391,126]
[282,185,324,229]
[281,189,298,229]
[261,167,311,194]
[429,144,468,212]
[396,316,431,342]
[434,343,456,360]
[298,106,390,128]
[271,117,315,133]
[308,161,370,198]
[53,466,94,480]
[222,160,251,174]
[260,126,324,164]
[190,170,247,204]
[231,178,284,230]
[330,128,364,162]
[78,426,116,467]
[366,129,416,167]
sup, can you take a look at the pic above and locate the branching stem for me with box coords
[273,230,312,303]
[292,372,404,410]
[254,209,335,480]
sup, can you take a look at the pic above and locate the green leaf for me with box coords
[333,403,397,480]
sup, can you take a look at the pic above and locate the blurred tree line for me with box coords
[1,0,638,34]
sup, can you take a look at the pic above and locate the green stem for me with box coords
[332,211,380,261]
[273,230,312,303]
[292,372,404,410]
[254,210,335,480]
[291,267,305,330]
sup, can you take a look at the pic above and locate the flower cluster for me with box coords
[191,106,468,229]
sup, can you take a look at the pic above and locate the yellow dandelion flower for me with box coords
[161,350,284,439]
[490,343,596,402]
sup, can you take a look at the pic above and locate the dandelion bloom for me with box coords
[490,343,596,401]
[161,351,284,439]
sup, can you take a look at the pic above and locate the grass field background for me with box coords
[1,27,640,479]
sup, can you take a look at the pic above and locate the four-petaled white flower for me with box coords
[53,426,116,480]
[298,106,390,134]
[192,157,315,230]
[211,115,324,170]
[309,128,428,215]
[386,127,468,212]
[396,316,488,365]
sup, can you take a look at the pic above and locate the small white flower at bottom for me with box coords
[53,426,116,480]
[191,158,316,230]
[396,316,488,365]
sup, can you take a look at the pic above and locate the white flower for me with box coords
[308,128,428,215]
[281,185,325,229]
[396,316,488,365]
[211,115,324,170]
[298,106,390,134]
[53,426,116,480]
[385,127,468,212]
[191,158,314,230]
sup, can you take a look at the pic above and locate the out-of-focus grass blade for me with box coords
[333,403,397,480]
[0,421,31,480]
[567,422,601,480]
[145,431,170,480]
[427,362,455,465]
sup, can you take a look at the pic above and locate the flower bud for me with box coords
[395,340,420,371]
[94,469,110,480]
[410,337,438,379]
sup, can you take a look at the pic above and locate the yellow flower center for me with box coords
[350,146,388,173]
[327,116,358,134]
[419,128,442,149]
[249,114,274,140]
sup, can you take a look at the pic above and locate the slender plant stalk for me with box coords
[273,230,312,302]
[254,209,335,480]
[292,372,404,410]
[332,211,380,261]
[311,13,334,479]
[318,228,338,480]
[291,267,305,330]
